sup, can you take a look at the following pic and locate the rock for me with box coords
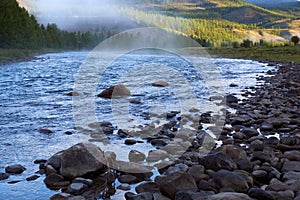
[251,151,272,162]
[88,121,114,134]
[155,171,197,199]
[248,188,275,200]
[116,161,153,173]
[26,175,40,181]
[280,150,300,161]
[252,170,268,182]
[280,137,297,146]
[215,145,247,160]
[130,99,141,104]
[260,122,274,132]
[66,91,80,96]
[236,159,253,172]
[73,177,93,186]
[118,174,138,184]
[117,129,129,138]
[266,178,291,191]
[268,190,295,200]
[50,193,73,200]
[34,159,47,164]
[199,152,237,171]
[0,173,9,180]
[204,192,252,200]
[187,165,205,183]
[39,128,53,134]
[125,139,137,145]
[44,173,64,188]
[282,171,300,181]
[212,169,249,192]
[146,150,169,162]
[67,183,88,195]
[282,161,300,172]
[125,192,154,200]
[264,137,279,146]
[150,139,168,147]
[241,127,259,137]
[5,164,26,174]
[118,183,131,191]
[46,151,63,170]
[225,94,239,104]
[97,84,130,98]
[152,81,169,87]
[135,182,159,194]
[175,189,214,200]
[198,180,217,192]
[58,143,106,179]
[229,83,238,87]
[129,150,146,162]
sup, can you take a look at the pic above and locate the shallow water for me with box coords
[0,51,275,199]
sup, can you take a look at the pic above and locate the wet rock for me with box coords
[44,173,64,188]
[225,94,239,104]
[241,127,259,137]
[229,83,238,87]
[150,139,168,147]
[56,143,106,179]
[199,152,237,171]
[282,161,300,172]
[155,171,197,199]
[146,150,169,162]
[152,81,169,87]
[5,164,26,174]
[50,193,73,200]
[67,183,88,195]
[117,183,131,191]
[34,159,47,164]
[125,139,137,145]
[0,172,9,180]
[97,84,130,98]
[73,177,93,186]
[248,188,275,200]
[88,121,114,134]
[212,169,249,192]
[46,152,63,170]
[64,131,73,135]
[39,128,53,134]
[129,150,146,162]
[264,137,279,146]
[260,122,274,132]
[66,91,80,96]
[205,192,252,200]
[130,99,141,104]
[26,175,40,181]
[125,192,154,200]
[118,174,138,184]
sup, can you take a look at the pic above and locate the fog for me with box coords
[18,0,139,32]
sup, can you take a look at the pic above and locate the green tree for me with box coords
[291,36,300,45]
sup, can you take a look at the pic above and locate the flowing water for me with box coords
[0,51,275,199]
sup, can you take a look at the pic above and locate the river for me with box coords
[0,51,275,199]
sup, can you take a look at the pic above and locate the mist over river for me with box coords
[0,51,275,199]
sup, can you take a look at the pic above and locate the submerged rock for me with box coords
[97,84,130,98]
[152,81,169,87]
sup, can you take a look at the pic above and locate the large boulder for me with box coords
[46,143,107,179]
[97,84,130,98]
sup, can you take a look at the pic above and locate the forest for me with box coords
[0,0,105,50]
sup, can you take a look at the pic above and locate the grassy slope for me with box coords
[207,45,300,63]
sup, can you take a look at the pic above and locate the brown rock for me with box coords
[97,84,130,98]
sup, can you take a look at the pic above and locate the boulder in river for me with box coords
[152,81,169,87]
[97,84,130,98]
[5,164,26,174]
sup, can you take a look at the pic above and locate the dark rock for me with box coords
[26,175,40,181]
[117,183,131,191]
[251,151,272,162]
[280,137,297,146]
[155,171,197,199]
[46,152,63,170]
[187,165,205,183]
[225,94,239,104]
[282,161,300,172]
[50,193,73,200]
[5,164,26,174]
[67,183,88,195]
[215,145,247,161]
[8,180,21,184]
[58,142,106,179]
[152,81,169,87]
[236,159,253,172]
[241,127,259,137]
[64,131,73,135]
[117,129,129,138]
[135,182,159,194]
[34,159,47,164]
[205,192,253,200]
[118,174,138,184]
[282,171,300,181]
[39,128,53,134]
[260,122,274,132]
[88,121,114,134]
[229,83,238,87]
[175,189,214,200]
[199,152,237,171]
[73,177,93,186]
[130,99,141,104]
[0,173,9,180]
[248,188,275,200]
[44,173,64,188]
[264,137,279,146]
[198,180,217,192]
[125,192,154,200]
[125,139,137,145]
[150,139,168,146]
[212,169,249,192]
[98,84,130,98]
[266,178,291,191]
[252,170,268,182]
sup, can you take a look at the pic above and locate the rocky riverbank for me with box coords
[2,60,299,200]
[46,61,300,200]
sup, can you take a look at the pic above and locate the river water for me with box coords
[0,51,275,199]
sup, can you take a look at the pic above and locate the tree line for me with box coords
[0,0,105,50]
